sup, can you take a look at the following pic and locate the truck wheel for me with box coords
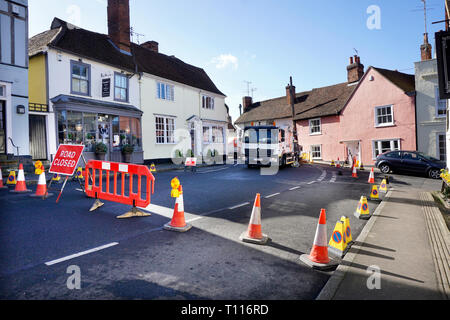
[280,156,286,168]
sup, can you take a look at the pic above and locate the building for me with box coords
[236,55,417,167]
[414,34,447,161]
[28,0,228,164]
[296,57,416,166]
[0,0,29,159]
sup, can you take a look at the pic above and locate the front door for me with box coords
[0,101,5,154]
[29,114,48,160]
[346,141,360,167]
[98,114,111,161]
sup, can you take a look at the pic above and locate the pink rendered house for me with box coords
[295,56,416,166]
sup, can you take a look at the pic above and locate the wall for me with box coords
[140,73,227,161]
[414,59,446,159]
[0,0,29,156]
[46,49,141,159]
[29,53,47,105]
[296,115,345,161]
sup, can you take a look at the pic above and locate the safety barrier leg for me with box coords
[90,192,105,212]
[117,200,151,219]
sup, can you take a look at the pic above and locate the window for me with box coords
[438,133,446,161]
[373,139,400,158]
[212,126,224,143]
[202,95,215,110]
[114,73,128,102]
[309,118,321,135]
[384,151,402,159]
[375,105,394,126]
[155,116,175,144]
[83,113,97,152]
[0,85,5,97]
[157,82,174,101]
[435,86,447,117]
[71,61,90,96]
[203,126,211,143]
[311,145,322,159]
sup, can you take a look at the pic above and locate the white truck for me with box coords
[241,125,297,168]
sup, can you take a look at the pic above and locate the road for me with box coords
[0,163,438,299]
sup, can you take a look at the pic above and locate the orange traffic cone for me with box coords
[336,158,341,169]
[30,171,53,198]
[368,168,375,184]
[240,193,269,245]
[11,164,31,193]
[0,166,7,189]
[352,164,358,178]
[164,185,192,232]
[300,209,338,270]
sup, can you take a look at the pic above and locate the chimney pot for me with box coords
[420,33,432,61]
[347,55,364,83]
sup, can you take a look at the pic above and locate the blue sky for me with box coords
[29,0,446,122]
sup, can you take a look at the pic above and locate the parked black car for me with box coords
[375,150,446,179]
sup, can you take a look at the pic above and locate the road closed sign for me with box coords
[49,144,85,176]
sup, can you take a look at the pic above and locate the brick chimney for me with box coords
[141,41,159,53]
[347,55,364,83]
[420,33,432,61]
[107,0,131,53]
[242,96,253,113]
[286,84,296,106]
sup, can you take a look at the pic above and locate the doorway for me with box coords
[0,101,5,154]
[29,114,48,160]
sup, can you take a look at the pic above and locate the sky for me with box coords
[29,0,447,123]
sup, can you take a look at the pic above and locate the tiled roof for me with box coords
[372,67,415,93]
[28,18,225,96]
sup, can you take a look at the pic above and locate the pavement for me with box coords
[317,175,450,300]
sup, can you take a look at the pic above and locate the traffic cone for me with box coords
[328,220,348,258]
[0,166,7,189]
[330,160,335,167]
[239,193,269,245]
[300,209,338,270]
[352,164,358,178]
[150,163,156,172]
[341,216,354,247]
[52,173,61,183]
[359,162,365,171]
[11,164,31,193]
[163,185,192,232]
[6,170,16,185]
[379,179,388,193]
[368,168,375,184]
[30,171,53,198]
[336,158,341,169]
[76,167,84,179]
[355,196,370,220]
[370,185,380,201]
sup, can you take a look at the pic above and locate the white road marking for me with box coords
[330,171,337,183]
[289,186,301,191]
[45,242,119,266]
[265,193,280,199]
[75,188,84,192]
[197,166,230,174]
[228,202,250,210]
[317,170,327,182]
[307,181,316,185]
[139,203,197,221]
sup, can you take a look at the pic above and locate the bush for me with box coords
[174,149,183,158]
[186,149,194,158]
[95,142,108,153]
[121,144,134,154]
